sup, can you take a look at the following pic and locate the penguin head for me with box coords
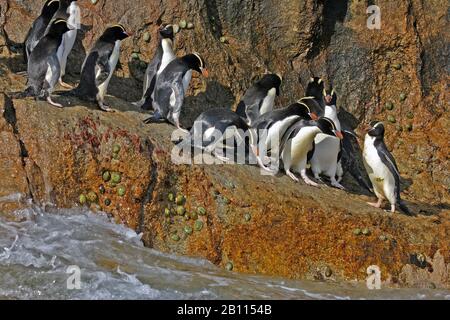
[102,25,132,42]
[182,53,209,78]
[42,0,60,18]
[317,117,343,139]
[159,24,174,41]
[293,101,318,120]
[368,121,385,138]
[305,77,325,101]
[259,74,282,96]
[47,19,71,37]
[323,87,337,106]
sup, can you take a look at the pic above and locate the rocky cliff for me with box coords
[0,0,448,289]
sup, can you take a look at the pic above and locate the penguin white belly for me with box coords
[282,127,319,173]
[182,70,193,95]
[158,39,176,76]
[363,138,396,202]
[324,106,341,131]
[97,40,121,101]
[260,88,276,115]
[310,134,340,176]
[59,3,80,77]
[266,116,299,151]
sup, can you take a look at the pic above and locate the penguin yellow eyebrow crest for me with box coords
[193,52,203,68]
[54,19,67,24]
[112,24,126,32]
[297,101,311,113]
[47,0,59,6]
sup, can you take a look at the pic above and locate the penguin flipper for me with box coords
[95,55,111,86]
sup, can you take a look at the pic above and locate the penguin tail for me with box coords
[398,199,413,216]
[9,87,35,99]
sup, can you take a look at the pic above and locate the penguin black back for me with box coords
[24,0,60,64]
[72,24,130,101]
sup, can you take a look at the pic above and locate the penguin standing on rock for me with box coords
[251,101,319,170]
[48,0,80,88]
[299,77,325,116]
[134,24,176,110]
[235,74,282,126]
[143,53,209,132]
[12,19,71,107]
[280,117,343,186]
[24,0,60,64]
[363,121,411,214]
[65,24,132,111]
[309,87,345,189]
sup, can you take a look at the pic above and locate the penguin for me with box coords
[299,77,325,116]
[175,108,261,164]
[48,0,80,88]
[363,121,410,214]
[23,0,60,64]
[66,24,132,111]
[309,87,345,189]
[133,24,176,110]
[235,74,282,126]
[143,53,209,131]
[279,117,343,186]
[251,101,319,169]
[11,19,71,107]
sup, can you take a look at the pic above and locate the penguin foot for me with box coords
[300,170,319,187]
[286,170,300,182]
[98,103,114,112]
[47,97,63,108]
[59,79,73,89]
[331,180,345,190]
[303,178,319,187]
[367,200,382,208]
[143,115,163,124]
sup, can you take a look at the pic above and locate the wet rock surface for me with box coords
[0,0,448,288]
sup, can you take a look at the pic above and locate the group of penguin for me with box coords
[11,0,411,215]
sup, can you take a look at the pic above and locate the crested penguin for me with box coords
[251,101,319,170]
[133,24,176,110]
[363,121,410,214]
[175,108,260,164]
[24,0,60,65]
[67,24,132,111]
[235,74,282,126]
[12,19,71,107]
[143,53,209,132]
[299,77,326,116]
[49,0,80,88]
[280,117,343,186]
[309,87,345,189]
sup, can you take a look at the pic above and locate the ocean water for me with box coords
[0,206,448,300]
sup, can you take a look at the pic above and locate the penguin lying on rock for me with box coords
[24,0,60,65]
[134,24,176,110]
[11,19,71,108]
[61,24,132,111]
[235,74,282,126]
[363,121,411,214]
[143,53,209,132]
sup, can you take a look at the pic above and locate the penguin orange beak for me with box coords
[325,95,332,104]
[201,68,209,78]
[125,31,134,37]
[334,130,344,140]
[309,112,318,120]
